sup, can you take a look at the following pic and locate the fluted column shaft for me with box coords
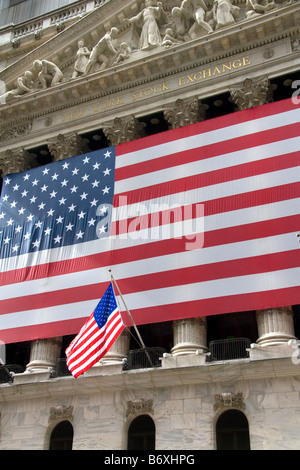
[256,306,296,347]
[101,328,131,364]
[0,147,63,374]
[99,118,147,365]
[171,318,207,356]
[26,337,62,371]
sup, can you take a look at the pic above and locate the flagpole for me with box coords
[109,270,154,367]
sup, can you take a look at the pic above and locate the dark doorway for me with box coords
[216,409,250,450]
[49,420,74,450]
[127,415,155,450]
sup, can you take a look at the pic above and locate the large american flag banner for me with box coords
[0,98,300,344]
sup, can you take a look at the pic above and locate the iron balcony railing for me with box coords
[125,347,167,370]
[0,364,25,383]
[54,339,251,376]
[0,366,12,384]
[207,338,251,362]
[55,347,167,376]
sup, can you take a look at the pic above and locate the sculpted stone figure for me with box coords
[245,0,276,17]
[112,42,132,64]
[192,0,214,34]
[83,27,119,75]
[162,28,182,47]
[171,6,191,40]
[1,71,34,102]
[171,0,213,40]
[72,40,90,78]
[32,60,64,88]
[212,0,240,29]
[125,0,169,50]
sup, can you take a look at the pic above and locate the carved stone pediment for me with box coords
[0,1,141,85]
[0,0,299,132]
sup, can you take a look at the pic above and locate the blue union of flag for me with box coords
[0,148,115,259]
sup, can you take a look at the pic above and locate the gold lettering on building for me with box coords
[178,56,251,86]
[131,82,169,100]
[93,96,123,112]
[60,56,252,122]
[63,110,84,121]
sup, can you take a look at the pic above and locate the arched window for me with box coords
[216,410,250,450]
[49,420,74,450]
[127,415,155,450]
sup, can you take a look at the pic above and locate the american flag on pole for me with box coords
[0,98,300,344]
[65,282,124,378]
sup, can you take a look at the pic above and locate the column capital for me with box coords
[164,97,208,129]
[47,131,90,161]
[230,76,276,110]
[103,115,146,146]
[0,147,36,177]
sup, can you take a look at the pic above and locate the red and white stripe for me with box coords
[1,98,300,343]
[66,306,124,378]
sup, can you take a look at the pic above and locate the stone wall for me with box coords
[1,359,300,450]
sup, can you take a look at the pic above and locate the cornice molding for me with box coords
[0,358,298,401]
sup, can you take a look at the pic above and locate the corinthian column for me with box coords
[230,76,296,354]
[162,95,208,359]
[101,328,131,363]
[96,116,146,369]
[0,148,62,381]
[84,328,131,375]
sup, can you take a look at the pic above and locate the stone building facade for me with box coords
[0,0,300,450]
